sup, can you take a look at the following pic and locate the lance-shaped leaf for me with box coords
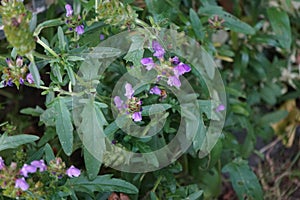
[79,99,106,163]
[0,133,39,152]
[53,97,74,156]
[66,175,138,194]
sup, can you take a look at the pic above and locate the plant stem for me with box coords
[36,37,60,58]
[152,176,162,192]
[32,51,53,60]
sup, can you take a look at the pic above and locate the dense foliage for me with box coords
[0,0,299,199]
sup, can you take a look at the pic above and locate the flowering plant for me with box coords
[0,0,300,199]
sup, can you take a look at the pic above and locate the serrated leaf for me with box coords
[189,8,204,41]
[67,175,138,194]
[267,7,291,50]
[53,98,74,156]
[222,158,263,200]
[0,133,39,152]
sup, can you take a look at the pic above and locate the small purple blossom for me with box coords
[20,164,37,177]
[6,58,13,68]
[16,56,23,67]
[26,73,34,84]
[167,76,181,88]
[6,79,13,87]
[150,86,161,95]
[15,178,29,191]
[152,40,165,59]
[65,4,73,17]
[132,112,142,122]
[75,25,84,35]
[171,56,180,65]
[19,77,24,85]
[31,160,47,172]
[100,34,105,40]
[0,157,5,170]
[66,165,81,177]
[141,57,155,70]
[124,83,134,99]
[173,62,191,77]
[114,96,124,110]
[216,104,225,112]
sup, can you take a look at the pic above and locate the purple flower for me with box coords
[171,56,180,65]
[65,4,73,17]
[31,160,47,172]
[124,83,134,99]
[149,86,161,95]
[114,96,124,110]
[19,77,24,85]
[16,56,23,67]
[5,79,13,87]
[216,104,225,112]
[66,165,81,177]
[167,76,181,88]
[6,58,13,68]
[15,178,29,191]
[132,112,142,122]
[75,25,84,35]
[20,164,37,177]
[100,34,105,40]
[26,73,34,84]
[0,157,5,170]
[141,57,155,70]
[152,40,165,59]
[173,62,191,77]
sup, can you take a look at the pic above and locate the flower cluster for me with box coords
[208,15,225,30]
[0,156,80,198]
[1,57,34,88]
[65,4,85,35]
[141,40,191,88]
[114,83,143,122]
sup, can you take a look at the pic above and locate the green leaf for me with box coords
[124,34,145,67]
[67,175,138,194]
[201,50,216,79]
[34,19,63,37]
[198,5,255,35]
[58,26,66,51]
[84,148,102,180]
[222,158,263,200]
[267,7,291,50]
[20,106,44,117]
[189,8,204,41]
[141,104,172,116]
[0,133,39,152]
[53,98,74,156]
[79,99,106,163]
[231,104,249,116]
[44,143,55,163]
[65,65,76,85]
[259,110,289,125]
[29,62,41,87]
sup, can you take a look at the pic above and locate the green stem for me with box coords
[152,176,163,192]
[135,19,150,28]
[32,51,53,60]
[36,37,60,58]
